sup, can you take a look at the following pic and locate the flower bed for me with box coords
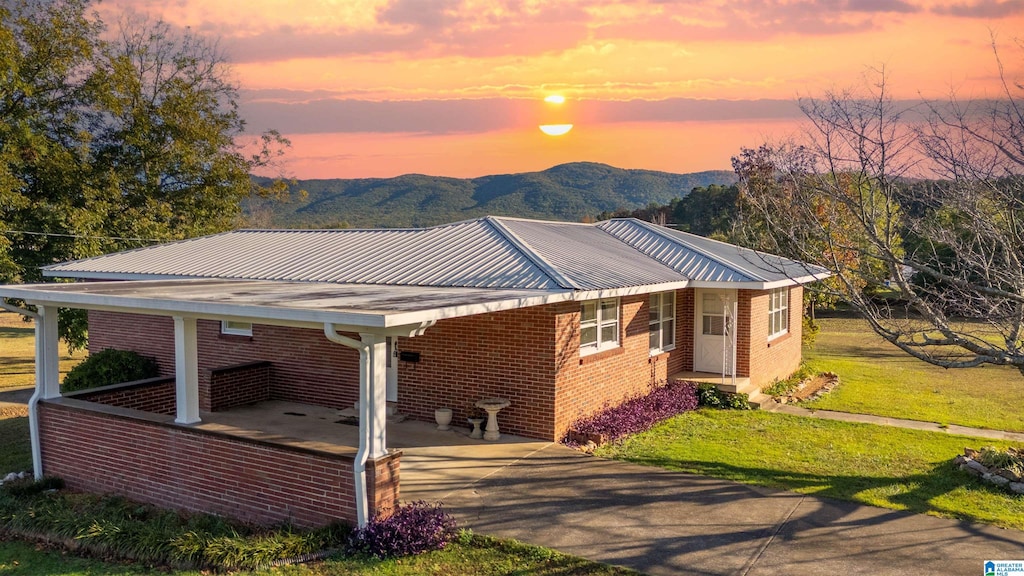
[954,447,1024,495]
[563,379,698,449]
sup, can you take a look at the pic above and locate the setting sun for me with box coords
[539,124,573,136]
[544,95,565,104]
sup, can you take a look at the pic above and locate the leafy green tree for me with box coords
[0,1,291,348]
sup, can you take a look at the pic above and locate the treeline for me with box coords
[595,184,739,240]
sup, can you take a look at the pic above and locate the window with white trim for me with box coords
[580,298,619,354]
[768,288,789,340]
[221,320,253,337]
[649,291,676,354]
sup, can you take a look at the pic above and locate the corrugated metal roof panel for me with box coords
[598,219,824,283]
[45,220,561,290]
[496,218,687,289]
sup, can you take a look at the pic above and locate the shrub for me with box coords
[62,348,160,392]
[762,364,814,397]
[563,379,699,446]
[696,383,751,410]
[349,501,457,558]
[976,446,1024,479]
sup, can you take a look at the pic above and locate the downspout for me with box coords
[1,302,42,479]
[323,324,372,527]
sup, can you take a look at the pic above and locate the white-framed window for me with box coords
[221,320,253,337]
[580,298,619,354]
[768,287,789,340]
[649,291,676,354]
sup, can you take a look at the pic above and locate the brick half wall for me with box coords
[66,377,176,416]
[38,399,399,527]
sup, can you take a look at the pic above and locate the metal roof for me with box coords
[43,216,825,291]
[597,219,827,284]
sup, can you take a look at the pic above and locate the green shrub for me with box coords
[696,383,751,410]
[802,316,820,347]
[62,349,160,392]
[976,446,1024,478]
[762,364,814,397]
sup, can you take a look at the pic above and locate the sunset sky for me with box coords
[103,0,1023,179]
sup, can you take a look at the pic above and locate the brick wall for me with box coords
[88,312,360,410]
[736,286,803,387]
[67,377,176,416]
[551,290,690,441]
[38,399,399,527]
[208,362,272,411]
[395,305,559,439]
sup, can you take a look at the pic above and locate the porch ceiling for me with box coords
[0,279,572,330]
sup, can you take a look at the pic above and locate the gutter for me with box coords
[323,324,373,528]
[1,301,43,479]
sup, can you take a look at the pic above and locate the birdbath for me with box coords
[475,398,510,441]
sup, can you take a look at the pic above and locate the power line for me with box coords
[0,229,165,243]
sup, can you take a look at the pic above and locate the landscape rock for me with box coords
[984,473,1011,487]
[1010,483,1024,495]
[964,447,979,459]
[964,460,989,475]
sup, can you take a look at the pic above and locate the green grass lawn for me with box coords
[599,409,1024,530]
[0,312,84,390]
[802,316,1024,432]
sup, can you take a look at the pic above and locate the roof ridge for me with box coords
[609,219,768,282]
[485,217,581,290]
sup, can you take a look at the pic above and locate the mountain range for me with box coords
[251,162,737,229]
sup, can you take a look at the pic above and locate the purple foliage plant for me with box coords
[348,500,457,558]
[563,379,698,446]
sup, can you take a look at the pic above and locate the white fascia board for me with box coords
[688,273,831,291]
[380,290,577,326]
[569,281,691,302]
[0,285,391,329]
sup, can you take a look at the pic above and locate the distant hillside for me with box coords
[251,162,737,228]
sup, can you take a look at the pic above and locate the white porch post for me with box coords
[29,305,61,480]
[173,316,200,424]
[360,333,388,460]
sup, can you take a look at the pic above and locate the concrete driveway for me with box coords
[411,442,1024,576]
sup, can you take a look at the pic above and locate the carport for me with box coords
[0,278,570,527]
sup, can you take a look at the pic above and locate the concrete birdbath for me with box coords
[475,398,510,441]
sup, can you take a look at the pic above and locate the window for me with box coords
[768,287,789,339]
[580,298,619,354]
[649,291,676,354]
[221,320,253,337]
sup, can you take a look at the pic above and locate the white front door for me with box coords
[694,289,736,374]
[386,337,398,403]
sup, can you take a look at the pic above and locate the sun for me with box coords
[544,94,566,104]
[539,124,573,136]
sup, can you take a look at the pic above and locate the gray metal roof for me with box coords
[43,216,824,290]
[597,219,826,283]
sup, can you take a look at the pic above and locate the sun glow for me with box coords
[539,124,573,136]
[544,94,566,104]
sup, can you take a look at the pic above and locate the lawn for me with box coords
[802,316,1024,432]
[598,409,1024,530]
[0,312,84,390]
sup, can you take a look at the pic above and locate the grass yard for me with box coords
[802,316,1024,432]
[599,409,1024,530]
[0,312,84,390]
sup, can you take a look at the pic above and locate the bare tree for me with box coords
[734,56,1024,376]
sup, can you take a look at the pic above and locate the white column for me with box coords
[37,305,61,399]
[173,316,200,424]
[360,332,388,459]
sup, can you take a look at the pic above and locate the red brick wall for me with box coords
[736,286,803,387]
[38,399,398,527]
[68,377,176,416]
[551,290,690,441]
[395,305,559,439]
[208,362,271,411]
[88,312,361,410]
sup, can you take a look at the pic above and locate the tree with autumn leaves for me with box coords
[733,58,1024,376]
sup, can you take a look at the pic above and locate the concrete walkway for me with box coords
[765,403,1024,443]
[437,442,1024,576]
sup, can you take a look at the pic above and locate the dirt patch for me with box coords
[0,404,28,419]
[0,312,33,329]
[778,372,840,404]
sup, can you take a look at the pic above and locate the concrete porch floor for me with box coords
[193,400,553,504]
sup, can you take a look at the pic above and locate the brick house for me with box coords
[0,216,825,528]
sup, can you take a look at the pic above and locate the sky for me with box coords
[100,0,1024,179]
